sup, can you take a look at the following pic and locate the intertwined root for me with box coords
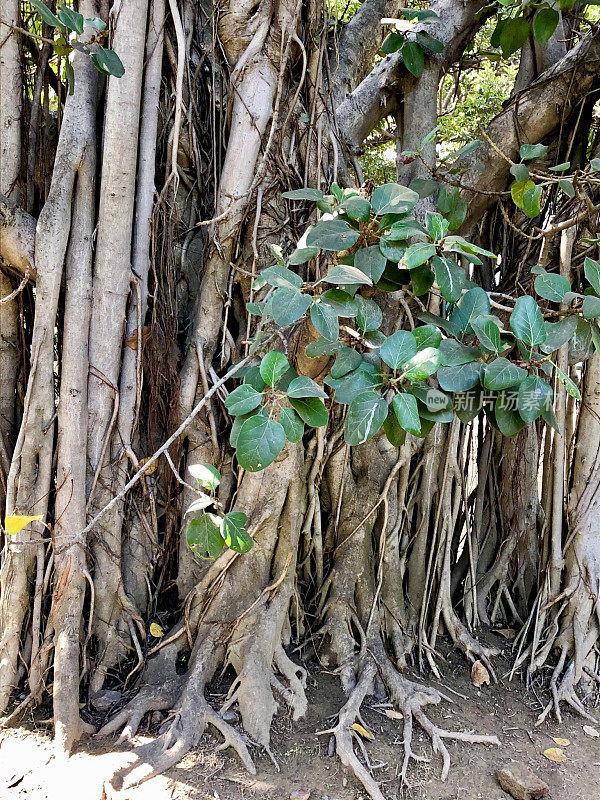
[323,645,500,800]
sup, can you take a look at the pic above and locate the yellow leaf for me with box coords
[551,737,570,747]
[4,515,43,536]
[543,747,566,762]
[384,709,404,720]
[139,457,157,475]
[149,622,164,637]
[471,659,490,687]
[351,722,374,741]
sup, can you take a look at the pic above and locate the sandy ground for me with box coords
[1,638,600,800]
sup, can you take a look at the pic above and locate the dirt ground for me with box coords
[1,634,599,800]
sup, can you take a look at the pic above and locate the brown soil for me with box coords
[1,635,599,800]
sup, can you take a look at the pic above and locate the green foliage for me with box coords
[188,95,600,562]
[30,0,123,93]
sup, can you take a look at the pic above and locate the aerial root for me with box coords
[536,660,598,726]
[324,649,501,800]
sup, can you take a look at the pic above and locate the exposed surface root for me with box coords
[325,643,500,800]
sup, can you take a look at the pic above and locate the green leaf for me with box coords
[354,246,386,284]
[289,246,319,265]
[393,392,421,434]
[582,295,600,320]
[410,264,434,296]
[454,388,483,422]
[331,347,362,378]
[555,364,580,399]
[401,40,425,77]
[187,514,224,558]
[222,512,253,553]
[510,295,546,346]
[471,314,502,353]
[321,264,372,286]
[282,188,324,201]
[416,31,444,53]
[289,396,329,427]
[499,16,530,58]
[279,407,305,442]
[520,143,548,161]
[549,162,570,172]
[379,238,407,264]
[345,391,387,445]
[382,404,407,447]
[413,324,442,350]
[320,289,357,317]
[340,196,371,221]
[30,0,61,27]
[306,218,360,251]
[271,288,312,326]
[540,315,578,354]
[533,7,559,42]
[437,362,483,392]
[371,183,419,216]
[433,255,464,303]
[64,61,75,96]
[261,264,303,289]
[382,31,404,54]
[311,301,339,339]
[426,212,448,242]
[484,357,527,390]
[58,4,84,33]
[236,416,286,471]
[439,338,480,366]
[401,347,440,381]
[225,384,263,415]
[188,463,221,491]
[559,179,575,199]
[260,351,290,386]
[305,337,342,357]
[510,163,529,182]
[517,375,553,422]
[511,179,535,210]
[450,287,491,334]
[403,242,437,269]
[437,185,466,231]
[495,391,525,436]
[85,16,107,31]
[534,272,570,302]
[355,296,382,332]
[286,376,327,399]
[385,219,428,240]
[584,257,600,295]
[91,47,125,78]
[523,185,542,218]
[380,330,417,370]
[324,364,378,404]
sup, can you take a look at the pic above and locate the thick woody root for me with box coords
[100,550,308,787]
[327,644,501,800]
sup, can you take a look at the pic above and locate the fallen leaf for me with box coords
[543,747,566,762]
[471,659,490,687]
[149,622,164,637]
[384,708,404,720]
[583,725,600,738]
[351,722,374,740]
[4,515,44,536]
[290,791,310,800]
[493,628,516,640]
[125,325,151,350]
[551,736,570,747]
